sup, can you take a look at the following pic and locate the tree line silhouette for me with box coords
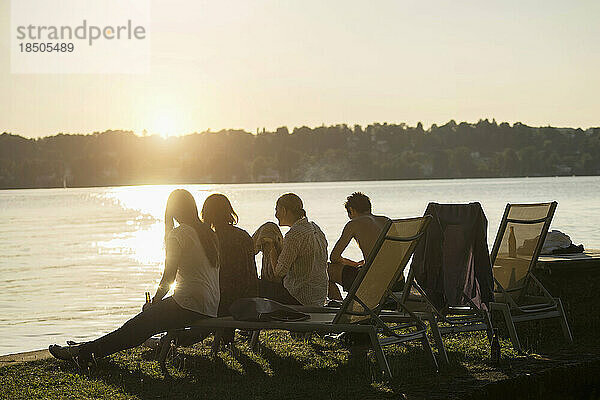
[1,119,599,189]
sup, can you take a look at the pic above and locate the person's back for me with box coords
[170,223,220,318]
[328,192,391,300]
[216,224,258,316]
[345,214,391,260]
[279,217,328,306]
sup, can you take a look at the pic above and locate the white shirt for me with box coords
[168,224,220,317]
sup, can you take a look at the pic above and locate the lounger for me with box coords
[389,203,494,365]
[489,202,573,352]
[158,216,436,379]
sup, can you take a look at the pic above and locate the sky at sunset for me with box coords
[1,0,599,138]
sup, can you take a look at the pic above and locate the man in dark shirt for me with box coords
[328,192,391,300]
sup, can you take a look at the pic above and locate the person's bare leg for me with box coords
[327,262,345,300]
[328,282,342,300]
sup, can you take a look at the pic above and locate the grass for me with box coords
[0,330,527,400]
[5,259,598,399]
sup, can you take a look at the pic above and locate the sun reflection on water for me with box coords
[103,185,177,216]
[95,222,164,266]
[96,185,216,275]
[103,185,215,216]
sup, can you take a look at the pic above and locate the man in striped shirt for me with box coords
[259,193,329,306]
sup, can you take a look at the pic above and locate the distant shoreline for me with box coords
[3,124,599,189]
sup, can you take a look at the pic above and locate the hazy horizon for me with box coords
[2,0,599,138]
[2,118,598,141]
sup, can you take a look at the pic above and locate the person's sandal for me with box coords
[48,344,79,361]
[49,344,96,370]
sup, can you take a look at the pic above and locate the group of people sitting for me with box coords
[49,189,390,364]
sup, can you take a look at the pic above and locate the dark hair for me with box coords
[201,193,239,230]
[276,193,306,218]
[344,192,371,214]
[165,189,219,268]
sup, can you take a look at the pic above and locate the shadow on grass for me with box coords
[75,332,453,400]
[6,331,583,400]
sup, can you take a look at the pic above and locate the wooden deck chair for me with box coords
[158,216,435,379]
[489,202,573,352]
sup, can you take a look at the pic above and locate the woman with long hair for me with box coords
[201,193,258,319]
[49,189,219,365]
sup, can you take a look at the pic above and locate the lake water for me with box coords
[1,176,599,355]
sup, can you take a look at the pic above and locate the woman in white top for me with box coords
[49,189,219,364]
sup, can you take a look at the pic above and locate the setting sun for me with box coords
[149,113,180,138]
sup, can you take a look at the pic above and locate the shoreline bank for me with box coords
[0,349,51,366]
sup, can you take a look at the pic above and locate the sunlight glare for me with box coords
[153,113,179,138]
[96,222,164,266]
[96,185,216,276]
[143,102,193,138]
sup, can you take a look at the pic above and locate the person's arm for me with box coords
[259,236,280,279]
[245,234,259,296]
[152,236,181,303]
[330,222,361,267]
[251,227,262,256]
[273,234,298,278]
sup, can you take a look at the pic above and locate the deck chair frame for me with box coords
[158,216,436,379]
[387,259,493,365]
[488,202,573,352]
